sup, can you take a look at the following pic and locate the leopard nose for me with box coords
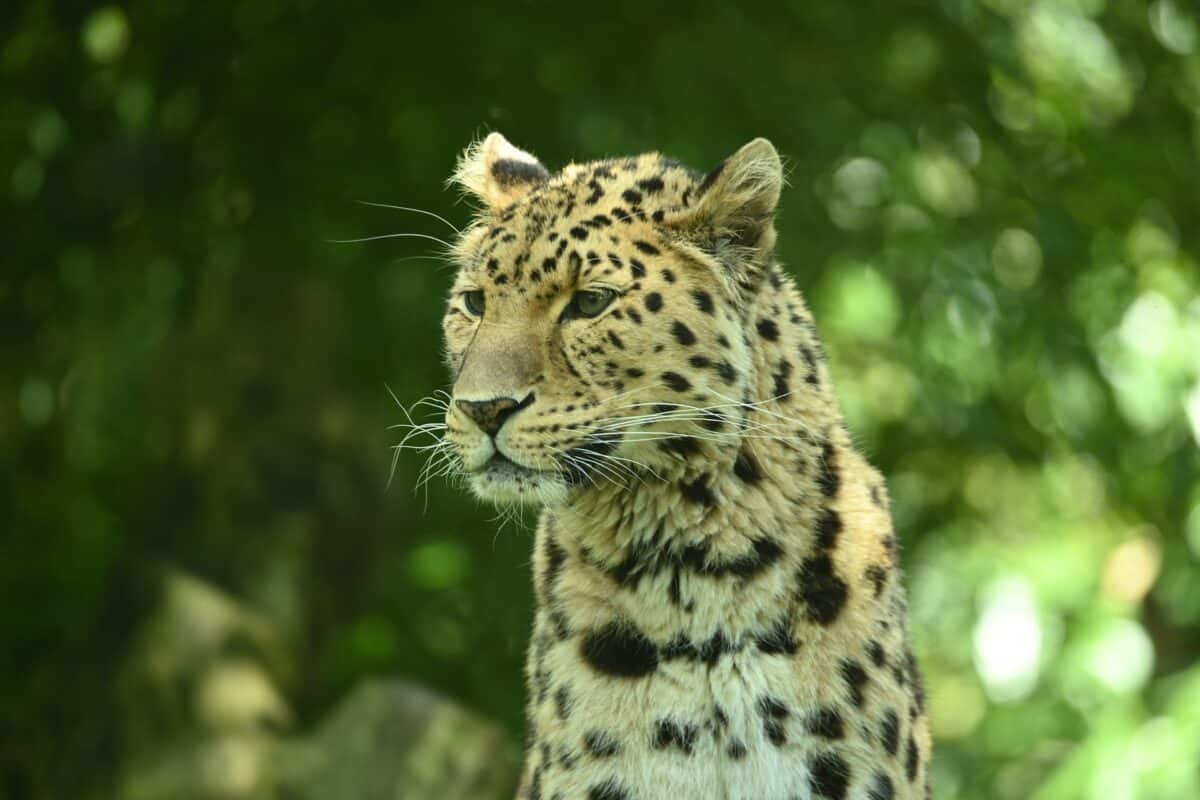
[455,393,534,437]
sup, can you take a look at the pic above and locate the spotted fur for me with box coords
[438,133,931,799]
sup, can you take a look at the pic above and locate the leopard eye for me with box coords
[462,290,486,317]
[562,288,617,322]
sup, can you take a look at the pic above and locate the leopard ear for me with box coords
[688,138,783,253]
[450,132,550,211]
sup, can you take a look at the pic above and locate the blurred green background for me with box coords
[4,1,1200,798]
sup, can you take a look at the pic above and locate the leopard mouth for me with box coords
[472,451,543,479]
[466,451,567,505]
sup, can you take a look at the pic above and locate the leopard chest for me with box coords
[527,601,834,800]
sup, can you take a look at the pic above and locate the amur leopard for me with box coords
[435,132,931,799]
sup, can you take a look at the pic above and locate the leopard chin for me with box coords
[466,455,569,507]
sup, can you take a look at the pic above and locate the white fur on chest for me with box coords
[529,615,892,799]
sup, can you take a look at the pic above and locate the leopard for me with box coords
[434,132,931,800]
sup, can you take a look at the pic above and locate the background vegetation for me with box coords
[4,1,1199,798]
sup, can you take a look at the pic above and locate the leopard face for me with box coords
[441,133,782,505]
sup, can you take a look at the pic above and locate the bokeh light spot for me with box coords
[81,7,130,64]
[912,152,977,217]
[1085,618,1154,693]
[824,264,900,343]
[992,228,1043,290]
[1150,0,1197,55]
[827,157,889,230]
[973,577,1044,703]
[1119,291,1177,358]
[1101,534,1162,605]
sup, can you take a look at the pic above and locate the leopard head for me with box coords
[441,132,784,506]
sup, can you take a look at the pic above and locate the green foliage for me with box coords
[2,1,1198,797]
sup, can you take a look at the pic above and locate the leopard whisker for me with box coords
[328,231,454,249]
[356,200,462,234]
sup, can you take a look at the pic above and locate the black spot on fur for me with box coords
[907,649,928,714]
[809,751,850,800]
[661,371,691,392]
[869,773,896,800]
[733,449,762,484]
[801,344,820,385]
[607,330,624,350]
[554,685,572,720]
[757,695,789,747]
[806,708,845,739]
[542,535,566,598]
[691,289,715,314]
[815,508,842,550]
[798,554,848,625]
[671,321,696,346]
[652,718,698,755]
[715,361,737,385]
[667,568,682,606]
[870,484,886,507]
[549,607,571,640]
[866,564,889,598]
[570,226,588,240]
[680,475,716,507]
[868,640,887,667]
[726,739,747,760]
[637,176,665,193]
[528,764,543,800]
[713,704,729,729]
[583,730,621,758]
[587,779,630,800]
[881,709,900,756]
[756,318,780,341]
[841,659,870,707]
[772,358,792,399]
[645,292,663,312]
[621,189,642,205]
[581,622,659,678]
[634,240,660,255]
[660,631,737,666]
[726,537,783,579]
[906,736,919,781]
[818,440,840,497]
[628,258,646,278]
[584,179,604,205]
[658,436,701,458]
[754,616,797,655]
